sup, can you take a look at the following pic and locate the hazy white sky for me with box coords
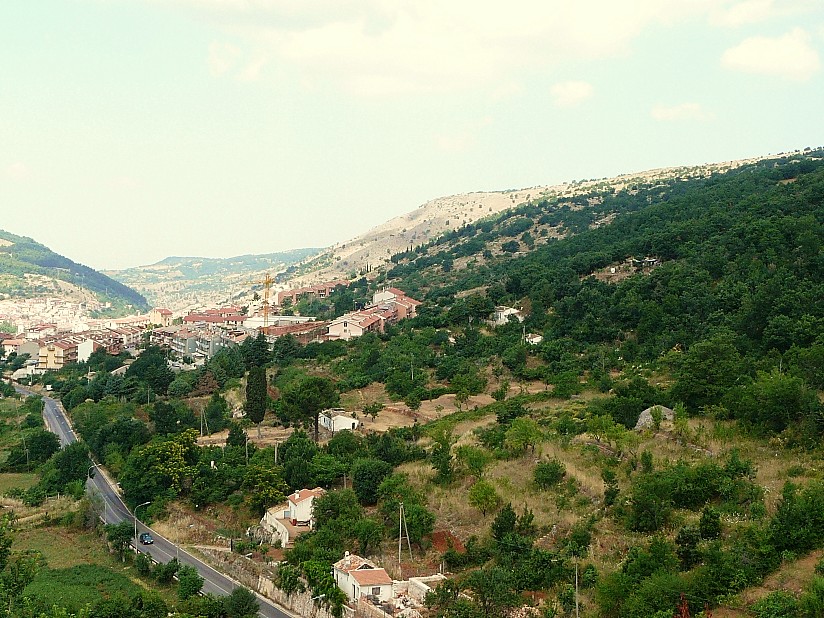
[2,0,822,270]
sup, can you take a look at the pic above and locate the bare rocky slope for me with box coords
[285,154,769,286]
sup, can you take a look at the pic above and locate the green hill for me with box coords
[0,229,149,311]
[384,149,824,369]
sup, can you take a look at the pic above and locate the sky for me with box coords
[1,0,823,270]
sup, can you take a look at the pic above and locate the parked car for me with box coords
[139,532,154,545]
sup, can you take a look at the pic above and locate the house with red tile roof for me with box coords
[275,280,349,306]
[333,552,394,603]
[260,487,326,548]
[327,289,420,341]
[149,308,173,327]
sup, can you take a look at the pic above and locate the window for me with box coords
[372,587,381,596]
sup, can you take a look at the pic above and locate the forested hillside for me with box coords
[0,229,148,310]
[387,151,824,388]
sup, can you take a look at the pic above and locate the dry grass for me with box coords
[13,526,112,569]
[0,472,38,495]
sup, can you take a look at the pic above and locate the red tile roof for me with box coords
[351,568,392,586]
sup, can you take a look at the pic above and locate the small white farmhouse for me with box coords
[319,408,361,433]
[333,552,394,603]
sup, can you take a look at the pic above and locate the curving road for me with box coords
[14,384,294,618]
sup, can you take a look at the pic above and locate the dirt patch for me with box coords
[431,530,465,554]
[197,424,294,448]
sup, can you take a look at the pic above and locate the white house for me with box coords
[286,487,324,525]
[489,306,524,326]
[319,409,361,433]
[333,552,394,603]
[259,487,325,548]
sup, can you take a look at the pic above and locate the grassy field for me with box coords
[13,526,114,569]
[0,471,37,494]
[14,525,181,610]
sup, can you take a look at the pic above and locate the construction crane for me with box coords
[251,273,275,330]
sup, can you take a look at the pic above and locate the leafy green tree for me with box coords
[351,458,393,506]
[431,428,455,484]
[244,366,268,438]
[675,525,702,570]
[242,464,288,515]
[455,445,492,479]
[699,506,722,540]
[226,422,247,448]
[276,563,305,598]
[2,429,59,471]
[468,480,501,516]
[204,392,230,433]
[404,503,436,546]
[491,503,516,543]
[354,518,384,555]
[312,489,363,529]
[119,430,199,507]
[149,400,197,435]
[104,521,134,562]
[670,334,745,411]
[281,376,339,442]
[153,558,180,585]
[240,332,271,370]
[534,459,566,489]
[465,566,521,617]
[177,564,205,600]
[726,369,820,434]
[125,346,174,396]
[38,441,91,495]
[504,417,542,454]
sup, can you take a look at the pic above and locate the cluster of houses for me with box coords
[0,280,423,374]
[327,288,421,341]
[1,318,148,375]
[257,486,445,616]
[275,280,349,306]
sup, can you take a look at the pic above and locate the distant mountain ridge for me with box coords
[0,229,149,310]
[106,248,321,310]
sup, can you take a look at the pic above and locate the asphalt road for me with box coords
[14,384,294,618]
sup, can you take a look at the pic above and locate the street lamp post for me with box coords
[134,501,151,541]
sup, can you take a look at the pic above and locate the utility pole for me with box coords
[398,502,413,568]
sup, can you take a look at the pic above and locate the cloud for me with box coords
[208,41,242,76]
[721,28,820,80]
[155,0,723,96]
[651,103,714,121]
[550,81,594,107]
[5,162,30,180]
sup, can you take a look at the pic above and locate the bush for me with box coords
[135,552,152,576]
[751,590,798,618]
[534,459,566,489]
[153,558,180,585]
[178,564,205,600]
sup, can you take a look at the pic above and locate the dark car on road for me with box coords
[139,532,154,545]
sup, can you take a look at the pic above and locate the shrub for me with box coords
[534,459,566,489]
[751,590,798,618]
[135,553,152,576]
[153,558,180,585]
